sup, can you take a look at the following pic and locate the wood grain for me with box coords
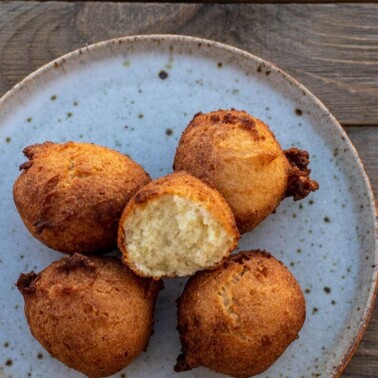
[0,2,377,377]
[0,2,378,125]
[37,0,378,3]
[346,127,378,200]
[344,126,377,377]
[344,126,377,376]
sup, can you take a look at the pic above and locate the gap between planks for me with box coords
[0,2,378,125]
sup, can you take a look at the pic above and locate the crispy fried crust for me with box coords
[284,148,320,200]
[118,171,240,278]
[13,142,151,254]
[17,254,162,378]
[175,250,306,378]
[174,109,318,233]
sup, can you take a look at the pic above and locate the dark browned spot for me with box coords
[5,359,13,366]
[331,300,336,305]
[324,216,331,223]
[73,101,78,106]
[209,114,220,123]
[295,108,303,116]
[261,335,272,347]
[19,161,33,170]
[5,137,11,143]
[67,112,73,118]
[284,148,319,200]
[174,353,193,372]
[312,307,318,314]
[191,111,203,121]
[305,288,311,294]
[257,65,262,73]
[16,271,37,295]
[58,253,96,274]
[33,220,52,234]
[323,287,331,294]
[265,70,271,76]
[3,342,9,348]
[50,95,57,101]
[138,113,144,119]
[26,117,32,122]
[158,70,168,80]
[37,353,43,359]
[217,62,222,68]
[222,112,256,130]
[166,128,173,136]
[134,189,158,204]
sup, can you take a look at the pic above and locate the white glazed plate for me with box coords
[0,35,376,378]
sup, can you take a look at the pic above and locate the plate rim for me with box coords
[0,34,376,378]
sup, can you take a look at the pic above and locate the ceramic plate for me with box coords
[0,35,376,378]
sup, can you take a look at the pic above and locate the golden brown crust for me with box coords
[174,109,318,233]
[175,250,306,378]
[17,254,162,378]
[13,141,151,254]
[118,171,240,279]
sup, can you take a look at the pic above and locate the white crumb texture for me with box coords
[123,195,233,277]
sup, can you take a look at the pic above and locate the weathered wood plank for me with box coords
[0,2,378,125]
[35,0,378,3]
[346,126,378,200]
[346,126,377,376]
[178,3,378,126]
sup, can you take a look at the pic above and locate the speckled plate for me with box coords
[0,35,376,378]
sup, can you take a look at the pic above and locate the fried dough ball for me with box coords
[118,172,239,279]
[174,110,319,233]
[175,250,306,378]
[16,254,162,378]
[13,142,151,254]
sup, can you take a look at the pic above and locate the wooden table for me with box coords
[1,2,377,377]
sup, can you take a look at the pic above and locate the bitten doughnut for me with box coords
[118,172,239,278]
